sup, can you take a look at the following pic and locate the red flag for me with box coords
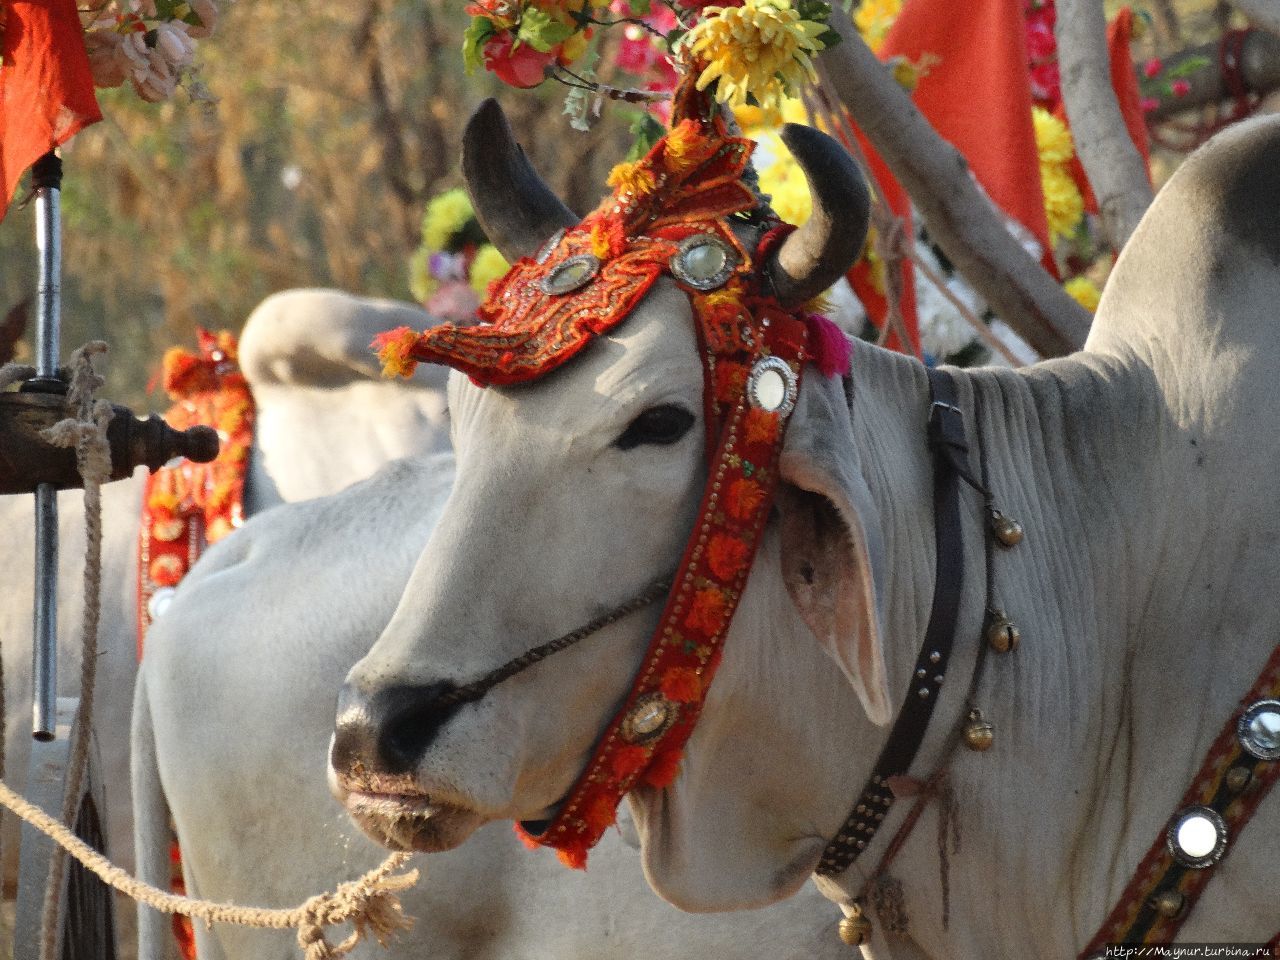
[879,0,1052,262]
[0,0,102,218]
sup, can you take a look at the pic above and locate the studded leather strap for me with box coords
[815,368,970,877]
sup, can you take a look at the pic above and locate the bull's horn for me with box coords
[765,124,871,306]
[462,99,579,262]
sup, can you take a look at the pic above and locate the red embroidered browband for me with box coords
[374,82,838,867]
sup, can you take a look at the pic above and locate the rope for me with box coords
[0,775,418,958]
[19,343,419,958]
[0,361,37,390]
[435,578,671,710]
[36,342,112,960]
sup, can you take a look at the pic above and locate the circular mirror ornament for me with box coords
[747,356,798,417]
[670,234,738,291]
[540,254,600,295]
[1166,805,1228,869]
[1237,698,1280,760]
[147,586,175,622]
[536,228,567,265]
[620,693,677,745]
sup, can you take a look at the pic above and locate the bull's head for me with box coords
[330,93,898,909]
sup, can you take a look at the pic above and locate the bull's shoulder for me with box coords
[237,288,448,392]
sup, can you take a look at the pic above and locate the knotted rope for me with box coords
[0,777,417,958]
[8,344,419,958]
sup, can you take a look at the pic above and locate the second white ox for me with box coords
[330,108,1280,956]
[0,287,447,891]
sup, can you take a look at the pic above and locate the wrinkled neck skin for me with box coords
[633,335,1274,956]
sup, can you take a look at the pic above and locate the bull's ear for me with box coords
[777,372,891,726]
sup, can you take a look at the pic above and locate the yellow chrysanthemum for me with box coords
[757,133,811,226]
[1032,106,1084,242]
[1032,106,1075,167]
[687,0,827,113]
[854,0,901,53]
[422,188,474,252]
[469,244,510,297]
[1064,276,1102,313]
[606,159,658,197]
[1041,166,1084,242]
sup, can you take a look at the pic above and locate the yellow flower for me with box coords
[408,246,438,304]
[687,0,827,113]
[854,0,901,53]
[1032,106,1075,167]
[1041,166,1084,242]
[757,133,811,226]
[606,159,658,197]
[1064,276,1102,312]
[662,119,709,176]
[733,95,807,133]
[421,188,475,252]
[469,244,510,297]
[1032,106,1084,242]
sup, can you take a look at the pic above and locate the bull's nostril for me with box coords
[380,681,463,770]
[332,681,463,777]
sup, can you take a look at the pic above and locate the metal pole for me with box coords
[31,152,64,742]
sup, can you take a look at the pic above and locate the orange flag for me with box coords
[879,0,1052,262]
[0,0,102,218]
[845,0,1050,359]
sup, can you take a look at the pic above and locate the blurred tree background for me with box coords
[0,0,1262,408]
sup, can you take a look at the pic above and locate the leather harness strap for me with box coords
[816,368,971,877]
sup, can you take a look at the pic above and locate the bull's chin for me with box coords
[342,791,487,853]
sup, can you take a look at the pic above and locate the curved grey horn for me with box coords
[462,99,579,263]
[765,124,871,306]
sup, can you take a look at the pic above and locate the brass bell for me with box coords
[963,709,995,752]
[837,906,872,946]
[990,510,1024,547]
[985,610,1021,654]
[1148,888,1185,919]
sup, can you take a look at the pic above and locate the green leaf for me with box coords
[816,28,841,49]
[795,0,832,22]
[462,17,496,74]
[627,0,653,15]
[1167,56,1209,79]
[625,113,665,162]
[517,8,576,53]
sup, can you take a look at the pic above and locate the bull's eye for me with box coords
[615,404,696,451]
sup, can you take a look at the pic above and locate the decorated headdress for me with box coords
[374,73,869,868]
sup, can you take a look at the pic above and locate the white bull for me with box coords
[330,108,1280,957]
[0,288,446,892]
[133,452,848,959]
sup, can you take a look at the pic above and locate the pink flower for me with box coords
[1143,57,1162,79]
[1172,78,1191,98]
[1140,96,1159,112]
[482,32,556,88]
[1024,21,1056,61]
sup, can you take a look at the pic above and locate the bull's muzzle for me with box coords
[331,680,462,779]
